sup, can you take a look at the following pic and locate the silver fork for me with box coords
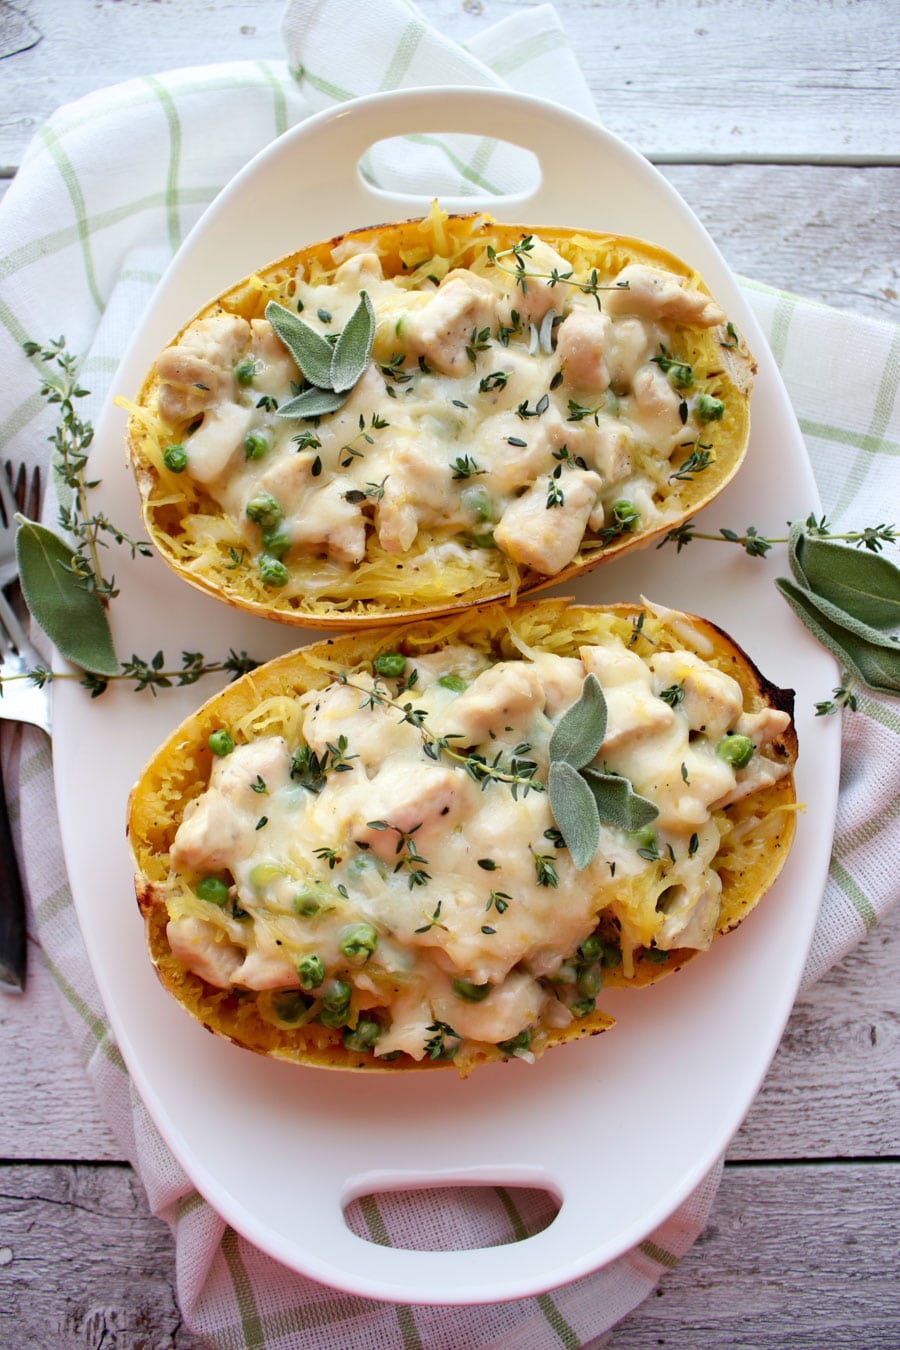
[0,462,50,992]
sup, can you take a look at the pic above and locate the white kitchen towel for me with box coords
[0,1,897,1346]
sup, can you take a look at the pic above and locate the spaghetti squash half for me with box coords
[125,210,755,627]
[127,599,797,1074]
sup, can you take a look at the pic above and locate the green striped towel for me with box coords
[0,2,896,1345]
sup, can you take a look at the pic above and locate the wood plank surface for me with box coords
[2,0,898,167]
[1,1,898,1345]
[1,1158,898,1348]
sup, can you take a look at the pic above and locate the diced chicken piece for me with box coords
[353,760,473,855]
[232,928,301,990]
[712,755,791,810]
[183,401,254,485]
[167,916,244,988]
[478,409,560,495]
[434,659,546,745]
[332,250,384,288]
[287,479,367,564]
[602,687,677,753]
[654,874,722,951]
[257,450,317,517]
[374,989,436,1061]
[556,309,612,391]
[498,238,574,326]
[249,318,301,394]
[625,365,685,446]
[581,640,653,689]
[401,269,497,376]
[301,676,421,771]
[537,409,631,488]
[375,441,460,554]
[735,706,792,748]
[433,970,545,1045]
[527,652,586,719]
[644,742,737,831]
[603,264,726,328]
[171,793,256,872]
[171,737,292,872]
[493,469,602,575]
[650,651,744,740]
[157,313,250,423]
[607,317,654,387]
[580,642,678,750]
[211,737,293,806]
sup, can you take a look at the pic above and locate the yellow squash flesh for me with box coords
[127,599,797,1075]
[125,211,755,629]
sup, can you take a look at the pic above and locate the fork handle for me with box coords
[0,757,27,993]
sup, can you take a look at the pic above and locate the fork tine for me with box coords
[0,589,27,654]
[0,464,15,530]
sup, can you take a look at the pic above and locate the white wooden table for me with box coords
[1,2,898,1345]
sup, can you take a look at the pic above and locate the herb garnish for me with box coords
[547,675,659,870]
[267,291,375,420]
[8,340,260,693]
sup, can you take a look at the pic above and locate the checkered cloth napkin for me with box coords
[1,1,897,1345]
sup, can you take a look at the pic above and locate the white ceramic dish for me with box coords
[53,88,840,1305]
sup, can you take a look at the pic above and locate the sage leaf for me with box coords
[276,386,349,420]
[581,767,660,832]
[548,760,600,870]
[330,291,376,392]
[548,674,607,769]
[265,301,334,388]
[789,524,900,631]
[15,519,118,676]
[775,576,900,695]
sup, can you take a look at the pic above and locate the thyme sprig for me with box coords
[485,237,630,311]
[22,337,152,606]
[660,513,898,556]
[337,673,544,798]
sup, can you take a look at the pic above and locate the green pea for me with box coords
[373,652,406,678]
[259,554,288,588]
[612,499,640,533]
[643,946,670,965]
[717,733,754,770]
[293,885,326,916]
[320,977,352,1028]
[163,443,188,473]
[571,996,597,1018]
[234,357,259,386]
[272,991,309,1025]
[207,728,234,757]
[461,484,495,522]
[343,1019,381,1053]
[437,673,467,692]
[261,524,291,559]
[244,429,270,460]
[578,934,604,963]
[297,953,325,990]
[249,861,285,889]
[452,977,491,1002]
[469,530,496,548]
[339,923,378,964]
[497,1029,531,1055]
[246,492,282,529]
[576,963,603,999]
[696,394,725,422]
[629,824,658,850]
[195,876,229,906]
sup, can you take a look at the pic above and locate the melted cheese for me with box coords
[165,633,791,1063]
[154,237,732,585]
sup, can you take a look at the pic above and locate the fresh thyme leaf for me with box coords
[16,518,118,675]
[548,760,599,870]
[329,291,376,392]
[548,674,607,769]
[265,301,334,387]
